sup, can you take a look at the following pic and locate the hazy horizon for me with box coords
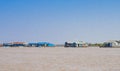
[0,0,120,44]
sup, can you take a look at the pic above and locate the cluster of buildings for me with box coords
[64,41,88,47]
[0,40,120,48]
[1,42,55,47]
[64,40,120,48]
[102,40,120,47]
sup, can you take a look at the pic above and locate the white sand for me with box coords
[0,47,120,71]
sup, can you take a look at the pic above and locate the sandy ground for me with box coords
[0,47,120,71]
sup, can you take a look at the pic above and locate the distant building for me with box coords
[103,40,120,47]
[28,43,38,47]
[64,41,88,47]
[28,42,55,47]
[2,42,55,47]
[76,41,88,47]
[3,43,13,47]
[37,42,55,47]
[64,42,76,47]
[3,42,25,47]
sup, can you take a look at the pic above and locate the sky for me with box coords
[0,0,120,44]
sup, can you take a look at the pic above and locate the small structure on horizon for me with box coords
[103,40,120,47]
[2,42,55,47]
[64,42,76,47]
[27,42,55,47]
[64,41,88,47]
[3,42,25,47]
[37,42,55,47]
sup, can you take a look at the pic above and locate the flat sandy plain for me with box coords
[0,47,120,71]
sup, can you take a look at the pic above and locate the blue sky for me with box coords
[0,0,120,44]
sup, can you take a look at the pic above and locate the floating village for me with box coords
[0,40,120,48]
